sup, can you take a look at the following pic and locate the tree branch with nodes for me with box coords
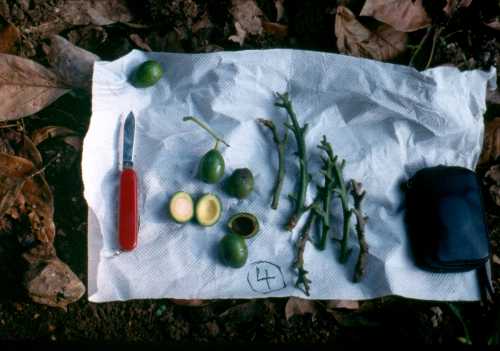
[350,179,369,282]
[274,92,310,231]
[257,118,288,210]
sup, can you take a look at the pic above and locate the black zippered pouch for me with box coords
[405,165,490,272]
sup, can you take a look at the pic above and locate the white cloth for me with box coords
[84,49,496,302]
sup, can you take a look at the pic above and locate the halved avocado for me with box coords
[227,212,260,239]
[169,192,194,223]
[195,193,222,226]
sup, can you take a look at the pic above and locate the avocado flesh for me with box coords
[169,192,194,223]
[196,194,222,226]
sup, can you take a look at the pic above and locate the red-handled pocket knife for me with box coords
[118,111,138,251]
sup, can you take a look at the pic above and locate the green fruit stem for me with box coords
[183,116,229,149]
[257,118,288,210]
[275,92,309,230]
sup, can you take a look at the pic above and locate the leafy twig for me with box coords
[274,92,310,230]
[316,136,336,250]
[257,118,288,210]
[293,196,322,296]
[350,180,369,282]
[183,116,230,149]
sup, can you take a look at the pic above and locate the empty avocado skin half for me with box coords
[227,212,259,239]
[195,193,222,226]
[169,191,194,223]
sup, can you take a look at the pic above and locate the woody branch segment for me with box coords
[274,92,310,231]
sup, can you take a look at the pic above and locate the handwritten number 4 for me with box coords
[256,267,276,290]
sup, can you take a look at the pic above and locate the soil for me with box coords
[0,0,500,346]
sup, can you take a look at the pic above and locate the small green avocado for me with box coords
[131,60,164,87]
[227,168,254,199]
[219,233,248,268]
[198,149,225,184]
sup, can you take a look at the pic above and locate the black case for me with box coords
[405,165,490,273]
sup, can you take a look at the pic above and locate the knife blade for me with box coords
[118,111,138,251]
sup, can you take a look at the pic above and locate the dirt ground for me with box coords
[0,0,499,345]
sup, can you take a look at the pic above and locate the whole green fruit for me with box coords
[199,149,225,183]
[219,233,248,268]
[227,168,254,198]
[131,60,164,87]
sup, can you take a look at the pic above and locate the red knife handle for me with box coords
[118,168,138,251]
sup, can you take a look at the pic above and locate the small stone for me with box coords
[430,306,443,328]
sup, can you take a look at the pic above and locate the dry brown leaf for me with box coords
[229,22,247,46]
[485,19,500,30]
[0,21,19,54]
[0,54,70,121]
[192,12,213,33]
[31,126,78,146]
[16,135,55,244]
[284,297,318,321]
[63,136,83,151]
[360,0,431,32]
[229,0,264,45]
[336,6,407,61]
[275,0,285,22]
[444,0,472,16]
[61,0,132,26]
[488,90,500,105]
[326,299,360,310]
[485,164,500,206]
[22,175,55,244]
[20,135,43,168]
[219,300,267,322]
[170,299,210,307]
[129,34,152,52]
[493,254,500,265]
[0,152,34,216]
[24,0,132,38]
[23,250,85,310]
[44,35,99,91]
[262,21,288,39]
[479,118,500,165]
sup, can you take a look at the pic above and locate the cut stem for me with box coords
[350,180,369,282]
[275,92,309,230]
[294,196,321,296]
[317,136,336,250]
[183,116,230,148]
[331,158,352,263]
[258,119,288,210]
